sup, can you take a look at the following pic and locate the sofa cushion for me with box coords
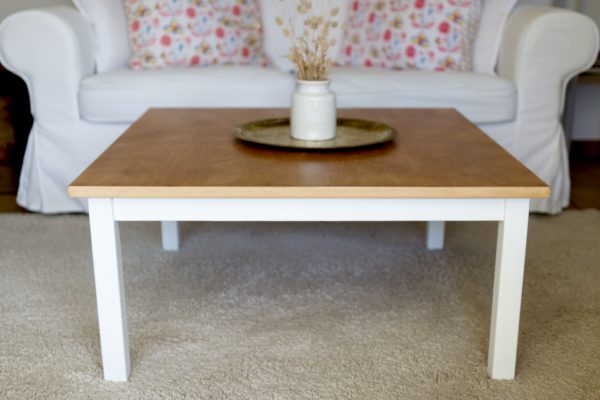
[74,0,530,74]
[124,0,267,70]
[79,66,296,123]
[73,0,130,73]
[80,66,515,124]
[330,67,515,123]
[472,0,518,73]
[338,0,482,72]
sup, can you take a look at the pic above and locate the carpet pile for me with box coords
[0,211,599,399]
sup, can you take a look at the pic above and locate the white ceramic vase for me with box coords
[291,80,337,141]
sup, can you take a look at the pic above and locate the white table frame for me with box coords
[88,197,530,382]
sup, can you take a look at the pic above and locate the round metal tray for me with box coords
[233,118,397,150]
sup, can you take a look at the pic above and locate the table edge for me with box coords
[68,186,550,199]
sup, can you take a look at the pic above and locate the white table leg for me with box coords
[89,198,131,382]
[426,221,445,250]
[488,199,530,379]
[161,221,180,251]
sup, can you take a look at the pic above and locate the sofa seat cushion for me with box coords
[80,66,516,124]
[330,68,516,124]
[80,66,296,123]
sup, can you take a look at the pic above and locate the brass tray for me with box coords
[233,118,397,150]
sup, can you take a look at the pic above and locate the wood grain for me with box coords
[69,109,550,199]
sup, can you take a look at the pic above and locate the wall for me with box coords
[571,77,600,141]
[587,1,600,31]
[525,0,553,4]
[556,0,600,30]
[0,0,71,22]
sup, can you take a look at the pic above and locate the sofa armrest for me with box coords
[496,5,598,213]
[0,6,95,122]
[498,5,599,129]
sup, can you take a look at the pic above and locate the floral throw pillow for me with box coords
[338,0,482,71]
[125,0,267,69]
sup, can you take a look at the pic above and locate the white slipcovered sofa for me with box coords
[0,0,598,214]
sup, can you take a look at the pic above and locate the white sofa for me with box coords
[0,0,598,214]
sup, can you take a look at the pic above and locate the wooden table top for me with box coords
[69,108,549,199]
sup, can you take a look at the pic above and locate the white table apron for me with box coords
[87,197,530,382]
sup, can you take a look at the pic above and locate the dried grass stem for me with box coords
[276,0,340,81]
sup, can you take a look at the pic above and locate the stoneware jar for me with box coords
[291,80,337,141]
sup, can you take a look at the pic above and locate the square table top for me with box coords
[69,108,549,199]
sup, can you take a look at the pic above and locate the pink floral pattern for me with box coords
[125,0,267,69]
[338,0,481,71]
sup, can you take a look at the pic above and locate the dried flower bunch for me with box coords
[276,0,341,81]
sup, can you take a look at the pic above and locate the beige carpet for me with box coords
[0,211,599,399]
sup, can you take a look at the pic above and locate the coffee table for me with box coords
[69,108,549,382]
